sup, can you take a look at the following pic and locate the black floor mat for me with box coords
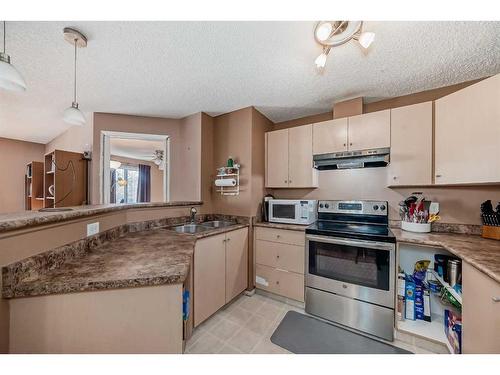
[270,311,412,354]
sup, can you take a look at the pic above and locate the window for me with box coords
[114,165,139,204]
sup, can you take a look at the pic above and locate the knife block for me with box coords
[482,225,500,240]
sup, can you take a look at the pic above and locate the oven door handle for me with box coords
[306,234,395,252]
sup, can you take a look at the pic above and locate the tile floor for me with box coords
[185,292,441,354]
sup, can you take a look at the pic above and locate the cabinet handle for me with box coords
[284,180,287,183]
[276,234,281,238]
[276,255,280,259]
[493,297,500,302]
[222,239,226,243]
[350,143,353,146]
[393,176,398,180]
[436,174,442,178]
[276,281,280,285]
[227,238,231,242]
[343,143,346,147]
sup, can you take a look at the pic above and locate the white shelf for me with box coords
[429,269,462,305]
[46,170,55,175]
[46,196,55,199]
[398,313,454,353]
[216,173,238,177]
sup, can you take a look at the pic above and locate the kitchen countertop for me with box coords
[393,228,500,284]
[2,222,248,299]
[0,201,203,234]
[253,222,308,232]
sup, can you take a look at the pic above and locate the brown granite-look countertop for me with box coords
[0,201,202,234]
[393,229,500,284]
[253,222,307,232]
[2,220,248,299]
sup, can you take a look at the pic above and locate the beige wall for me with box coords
[200,113,214,214]
[45,118,94,154]
[171,113,202,202]
[212,107,253,216]
[211,107,272,217]
[0,138,46,214]
[92,112,202,205]
[110,155,164,202]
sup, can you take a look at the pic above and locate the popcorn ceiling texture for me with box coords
[0,21,499,143]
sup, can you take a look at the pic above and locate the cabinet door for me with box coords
[388,102,433,186]
[288,124,318,188]
[194,233,226,327]
[313,118,348,155]
[435,74,500,184]
[462,262,500,353]
[348,109,391,151]
[266,129,289,187]
[225,228,248,303]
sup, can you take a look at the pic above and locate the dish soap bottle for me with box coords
[227,156,234,168]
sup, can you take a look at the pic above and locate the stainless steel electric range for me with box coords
[305,200,396,341]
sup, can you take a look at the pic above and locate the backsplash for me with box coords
[267,167,500,226]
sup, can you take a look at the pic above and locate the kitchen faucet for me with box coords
[190,207,197,223]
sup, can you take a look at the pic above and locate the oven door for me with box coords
[306,234,395,308]
[269,202,300,224]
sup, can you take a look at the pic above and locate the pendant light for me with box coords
[0,21,27,91]
[63,28,87,126]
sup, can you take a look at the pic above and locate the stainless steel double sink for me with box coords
[167,220,236,234]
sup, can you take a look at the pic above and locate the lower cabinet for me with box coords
[254,227,305,302]
[462,262,500,353]
[194,228,248,327]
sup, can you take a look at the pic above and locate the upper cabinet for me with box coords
[435,74,500,184]
[388,102,433,186]
[312,118,348,154]
[266,128,290,188]
[348,109,391,151]
[312,110,390,155]
[265,125,318,188]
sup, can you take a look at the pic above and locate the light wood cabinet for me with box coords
[312,118,348,155]
[194,233,226,327]
[388,102,433,186]
[225,228,248,303]
[266,129,289,188]
[194,228,249,327]
[265,126,318,188]
[348,109,391,151]
[462,262,500,353]
[435,74,500,184]
[254,227,305,302]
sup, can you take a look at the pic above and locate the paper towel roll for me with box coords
[215,178,237,187]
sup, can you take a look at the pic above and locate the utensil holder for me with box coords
[482,225,500,240]
[401,221,431,233]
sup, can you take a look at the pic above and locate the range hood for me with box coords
[313,147,390,170]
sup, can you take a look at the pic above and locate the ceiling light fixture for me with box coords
[63,27,87,126]
[0,21,27,91]
[313,21,375,70]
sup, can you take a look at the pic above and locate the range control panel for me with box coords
[318,200,388,216]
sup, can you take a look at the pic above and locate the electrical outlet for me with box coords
[87,222,99,237]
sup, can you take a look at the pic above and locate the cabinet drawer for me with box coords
[255,239,304,274]
[255,264,305,302]
[255,227,305,246]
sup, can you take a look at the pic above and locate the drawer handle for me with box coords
[436,174,442,178]
[493,297,500,302]
[276,255,280,259]
[276,235,281,238]
[276,281,280,285]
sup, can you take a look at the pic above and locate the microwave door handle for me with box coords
[306,234,395,252]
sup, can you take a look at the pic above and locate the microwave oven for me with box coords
[268,199,317,225]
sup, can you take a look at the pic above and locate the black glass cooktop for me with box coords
[306,220,396,243]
